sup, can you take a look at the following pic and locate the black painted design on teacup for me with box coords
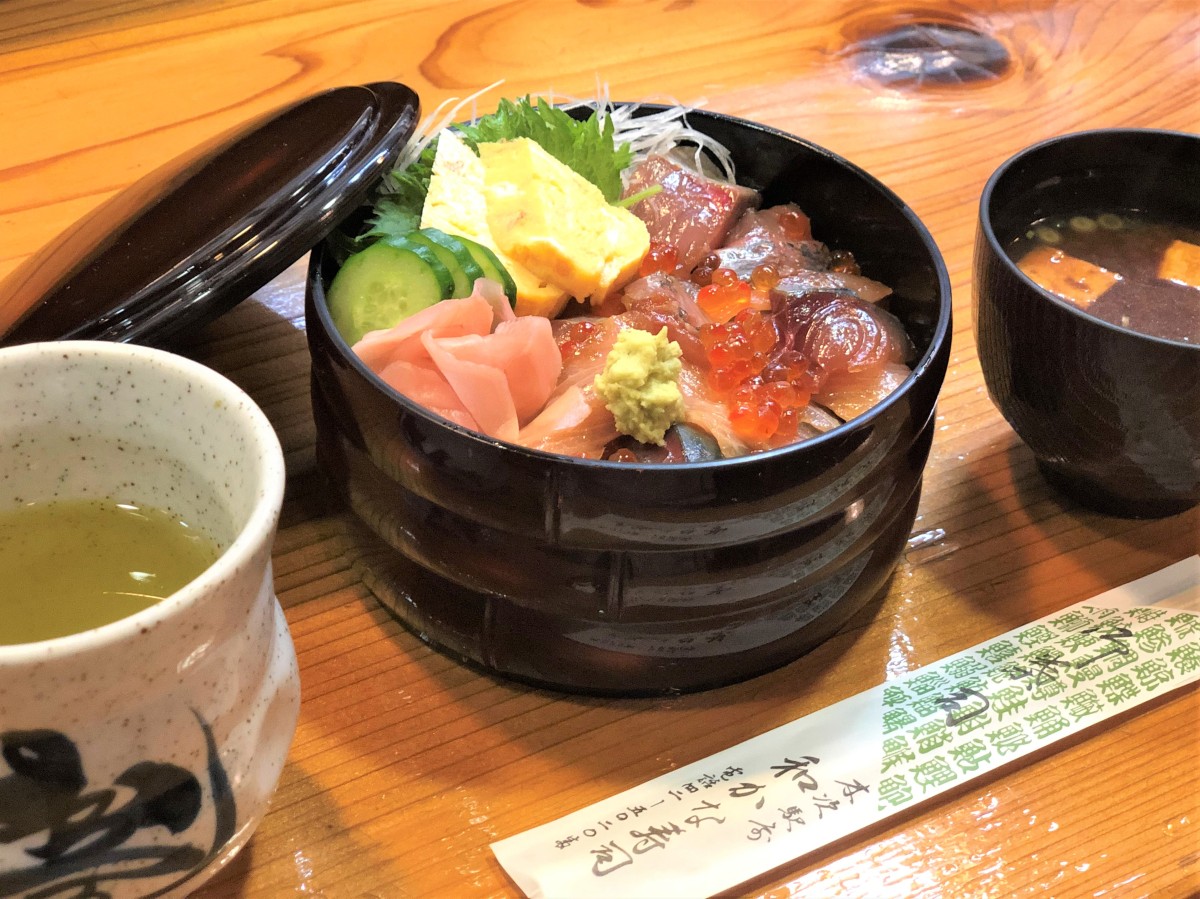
[0,711,235,898]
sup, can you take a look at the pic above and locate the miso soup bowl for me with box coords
[975,129,1200,518]
[306,106,952,695]
[0,341,299,896]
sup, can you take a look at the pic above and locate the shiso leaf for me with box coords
[453,96,633,203]
[364,95,635,247]
[362,140,439,244]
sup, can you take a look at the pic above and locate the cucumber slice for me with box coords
[418,228,487,295]
[382,235,455,296]
[326,241,451,345]
[448,234,519,306]
[405,231,479,298]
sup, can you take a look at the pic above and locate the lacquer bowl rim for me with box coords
[307,103,953,473]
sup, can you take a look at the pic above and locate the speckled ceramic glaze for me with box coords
[0,341,298,897]
[307,106,952,695]
[975,129,1200,518]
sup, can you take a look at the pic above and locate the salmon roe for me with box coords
[697,267,752,322]
[750,263,781,291]
[558,320,599,359]
[778,208,812,241]
[699,303,818,447]
[691,253,722,286]
[829,249,860,275]
[639,241,679,277]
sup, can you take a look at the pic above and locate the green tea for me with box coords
[0,498,220,645]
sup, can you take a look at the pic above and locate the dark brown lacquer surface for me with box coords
[0,82,418,348]
[306,107,952,695]
[975,129,1200,518]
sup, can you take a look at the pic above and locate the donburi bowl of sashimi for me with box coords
[305,95,951,695]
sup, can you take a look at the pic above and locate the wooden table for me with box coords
[3,1,1198,895]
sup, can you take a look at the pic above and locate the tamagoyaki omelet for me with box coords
[420,133,649,317]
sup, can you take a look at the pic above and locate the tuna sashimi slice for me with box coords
[623,155,759,273]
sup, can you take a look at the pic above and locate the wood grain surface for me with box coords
[2,1,1198,896]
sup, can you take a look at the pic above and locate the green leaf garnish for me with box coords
[454,96,633,203]
[361,95,635,249]
[363,140,439,244]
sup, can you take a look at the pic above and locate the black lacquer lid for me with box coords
[0,82,419,347]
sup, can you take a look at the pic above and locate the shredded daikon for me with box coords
[606,102,738,184]
[553,90,739,184]
[390,79,505,179]
[390,83,738,189]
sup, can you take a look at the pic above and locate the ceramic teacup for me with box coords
[0,341,299,896]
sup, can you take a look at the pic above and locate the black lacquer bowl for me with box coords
[975,129,1200,519]
[306,107,952,694]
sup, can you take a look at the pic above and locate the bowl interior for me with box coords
[312,103,953,469]
[663,108,948,356]
[981,128,1200,345]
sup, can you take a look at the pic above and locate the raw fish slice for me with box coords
[552,273,710,385]
[619,273,711,365]
[800,403,843,433]
[422,331,519,442]
[553,300,708,399]
[376,358,479,431]
[717,204,832,278]
[677,366,747,459]
[623,155,760,273]
[555,272,711,388]
[426,316,561,425]
[517,386,620,459]
[772,290,912,388]
[622,273,710,329]
[550,282,732,455]
[718,205,893,303]
[553,316,621,392]
[773,271,892,304]
[816,363,911,421]
[802,297,912,374]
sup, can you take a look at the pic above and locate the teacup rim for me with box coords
[0,340,286,663]
[977,126,1200,353]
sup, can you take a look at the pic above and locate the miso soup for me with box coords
[1009,211,1200,343]
[0,498,220,645]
